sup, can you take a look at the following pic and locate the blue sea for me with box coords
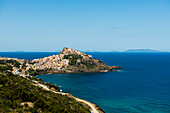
[1,52,170,113]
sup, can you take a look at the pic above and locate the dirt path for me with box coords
[35,82,99,113]
[51,90,99,113]
[74,97,99,113]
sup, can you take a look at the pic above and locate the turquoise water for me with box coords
[1,52,170,113]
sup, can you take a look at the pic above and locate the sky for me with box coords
[0,0,170,52]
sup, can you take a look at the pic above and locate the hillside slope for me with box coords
[0,63,91,112]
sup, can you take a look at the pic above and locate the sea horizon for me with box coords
[1,52,170,113]
[1,0,170,112]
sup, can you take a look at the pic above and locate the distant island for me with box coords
[125,49,160,52]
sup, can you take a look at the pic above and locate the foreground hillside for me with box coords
[0,63,91,112]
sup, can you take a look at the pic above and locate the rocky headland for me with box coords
[0,47,122,76]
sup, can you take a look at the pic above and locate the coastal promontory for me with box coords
[29,47,121,75]
[0,47,121,76]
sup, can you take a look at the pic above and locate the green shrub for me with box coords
[14,61,21,68]
[64,54,83,66]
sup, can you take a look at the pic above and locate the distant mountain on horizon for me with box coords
[125,49,160,52]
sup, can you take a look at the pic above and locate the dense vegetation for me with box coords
[80,60,96,69]
[64,54,83,66]
[64,54,96,69]
[27,69,40,76]
[0,64,13,73]
[0,60,21,68]
[0,63,90,113]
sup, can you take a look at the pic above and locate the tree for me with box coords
[14,61,21,68]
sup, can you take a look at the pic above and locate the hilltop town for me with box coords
[0,47,122,77]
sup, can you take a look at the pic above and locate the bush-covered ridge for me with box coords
[0,64,90,113]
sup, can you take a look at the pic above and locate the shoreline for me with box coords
[36,70,114,76]
[36,68,121,76]
[52,91,105,113]
[34,77,105,113]
[34,69,121,112]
